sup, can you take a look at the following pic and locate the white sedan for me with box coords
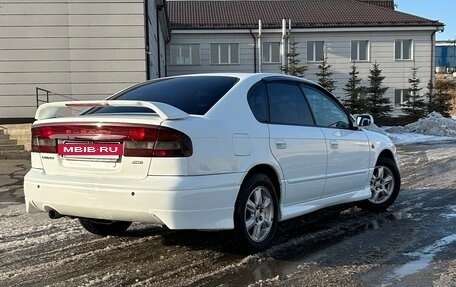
[24,73,401,250]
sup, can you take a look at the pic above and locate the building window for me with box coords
[210,43,239,64]
[394,89,410,107]
[170,44,200,65]
[395,40,413,60]
[262,42,280,63]
[307,41,324,62]
[351,40,369,61]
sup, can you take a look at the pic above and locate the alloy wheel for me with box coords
[369,165,395,204]
[244,186,274,242]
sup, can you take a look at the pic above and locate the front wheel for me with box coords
[79,218,131,236]
[358,157,401,211]
[234,173,278,251]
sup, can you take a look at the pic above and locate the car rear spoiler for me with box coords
[35,100,190,121]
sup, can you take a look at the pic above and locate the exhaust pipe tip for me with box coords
[48,209,64,219]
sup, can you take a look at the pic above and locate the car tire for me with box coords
[234,173,278,251]
[79,218,132,236]
[358,157,401,212]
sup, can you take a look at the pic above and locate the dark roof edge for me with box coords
[171,22,445,30]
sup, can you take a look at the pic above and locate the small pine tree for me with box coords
[428,78,454,117]
[342,63,367,114]
[402,67,426,120]
[424,80,435,113]
[280,41,307,77]
[366,62,392,119]
[316,56,336,92]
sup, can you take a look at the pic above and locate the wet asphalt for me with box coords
[0,142,455,287]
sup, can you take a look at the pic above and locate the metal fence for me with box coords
[35,87,79,107]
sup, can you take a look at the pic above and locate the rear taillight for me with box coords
[31,124,192,157]
[32,126,57,153]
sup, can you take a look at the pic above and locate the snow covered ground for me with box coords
[366,112,456,145]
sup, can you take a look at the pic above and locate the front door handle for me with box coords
[330,141,339,149]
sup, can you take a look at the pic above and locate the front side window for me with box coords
[394,89,410,107]
[351,40,369,61]
[307,41,325,62]
[267,82,314,126]
[170,44,200,65]
[89,76,238,115]
[301,85,350,129]
[210,43,239,64]
[262,42,280,63]
[395,39,413,60]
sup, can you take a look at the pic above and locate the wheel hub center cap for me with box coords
[255,209,264,223]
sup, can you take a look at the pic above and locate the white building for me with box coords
[166,0,444,116]
[0,0,170,121]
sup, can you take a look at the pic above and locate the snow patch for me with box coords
[365,124,391,137]
[389,133,455,145]
[387,112,456,137]
[366,112,456,145]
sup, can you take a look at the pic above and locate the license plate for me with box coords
[58,142,123,158]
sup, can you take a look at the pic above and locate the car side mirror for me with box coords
[355,114,374,127]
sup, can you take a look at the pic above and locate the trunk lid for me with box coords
[32,101,192,180]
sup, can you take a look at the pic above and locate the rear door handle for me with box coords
[275,141,287,149]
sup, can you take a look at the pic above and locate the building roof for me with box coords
[167,0,443,30]
[356,0,395,10]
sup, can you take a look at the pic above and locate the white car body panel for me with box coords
[322,127,371,197]
[25,168,241,229]
[268,124,327,205]
[34,115,164,179]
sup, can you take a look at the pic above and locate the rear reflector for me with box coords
[31,123,192,157]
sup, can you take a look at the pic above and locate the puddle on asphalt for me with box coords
[364,212,412,230]
[383,234,456,282]
[441,205,456,219]
[206,211,410,286]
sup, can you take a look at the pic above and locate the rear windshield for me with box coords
[86,76,238,115]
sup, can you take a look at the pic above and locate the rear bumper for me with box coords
[24,168,242,230]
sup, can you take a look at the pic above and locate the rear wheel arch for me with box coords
[234,168,280,250]
[241,164,282,205]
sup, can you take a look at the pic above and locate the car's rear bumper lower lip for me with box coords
[24,168,242,230]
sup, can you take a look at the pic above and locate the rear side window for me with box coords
[267,82,314,126]
[248,82,269,122]
[89,76,238,115]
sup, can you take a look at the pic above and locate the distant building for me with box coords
[0,0,170,122]
[436,41,456,74]
[0,0,445,121]
[166,0,444,116]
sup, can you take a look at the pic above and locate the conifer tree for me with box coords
[316,56,336,92]
[402,67,426,120]
[280,41,307,77]
[342,63,367,114]
[424,80,435,113]
[427,78,454,117]
[366,62,392,119]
